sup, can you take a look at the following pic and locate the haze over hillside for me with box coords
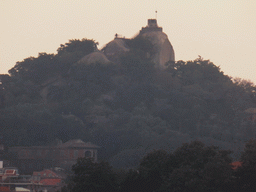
[0,18,256,168]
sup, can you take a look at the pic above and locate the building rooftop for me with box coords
[58,139,100,148]
[39,178,62,186]
[10,139,100,149]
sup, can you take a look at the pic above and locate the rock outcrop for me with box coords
[101,19,175,69]
[77,51,110,65]
[139,19,175,69]
[101,38,130,63]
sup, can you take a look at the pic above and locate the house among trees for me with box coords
[9,139,100,174]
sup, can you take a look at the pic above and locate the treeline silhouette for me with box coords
[0,38,256,167]
[64,140,256,192]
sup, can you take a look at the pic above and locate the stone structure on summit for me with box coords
[81,19,175,69]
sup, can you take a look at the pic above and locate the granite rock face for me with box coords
[140,30,175,69]
[101,38,130,63]
[78,19,174,70]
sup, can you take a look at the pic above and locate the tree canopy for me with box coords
[67,141,235,192]
[68,158,117,192]
[0,37,256,171]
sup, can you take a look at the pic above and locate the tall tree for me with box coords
[8,53,60,84]
[68,158,118,192]
[235,139,256,192]
[162,141,233,192]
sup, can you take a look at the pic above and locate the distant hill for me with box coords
[0,20,256,168]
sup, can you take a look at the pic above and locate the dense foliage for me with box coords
[234,139,256,191]
[0,37,256,168]
[65,141,240,192]
[67,158,117,192]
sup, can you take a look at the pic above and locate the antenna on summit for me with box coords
[155,0,158,20]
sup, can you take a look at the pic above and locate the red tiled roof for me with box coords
[231,161,243,170]
[33,169,60,178]
[5,169,17,176]
[39,178,61,186]
[0,186,10,192]
[32,171,40,176]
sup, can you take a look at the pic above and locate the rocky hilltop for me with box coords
[139,19,175,69]
[98,19,174,69]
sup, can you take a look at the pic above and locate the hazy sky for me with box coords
[1,0,256,83]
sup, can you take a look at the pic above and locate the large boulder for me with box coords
[101,19,175,70]
[77,51,110,65]
[101,38,130,63]
[139,19,175,69]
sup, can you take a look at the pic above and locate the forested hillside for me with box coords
[0,38,256,168]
